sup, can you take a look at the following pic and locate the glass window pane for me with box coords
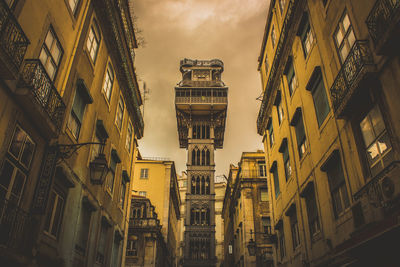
[9,126,26,159]
[44,191,56,232]
[335,30,343,47]
[51,194,65,237]
[10,170,26,202]
[347,29,355,49]
[21,137,35,168]
[51,44,61,65]
[377,132,391,155]
[46,61,56,80]
[0,160,14,192]
[343,14,350,31]
[340,45,349,62]
[45,31,54,49]
[360,116,375,147]
[370,106,385,136]
[39,49,49,67]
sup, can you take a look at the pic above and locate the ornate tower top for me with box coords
[178,58,226,87]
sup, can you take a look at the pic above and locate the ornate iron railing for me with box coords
[239,170,267,179]
[129,217,160,229]
[257,0,298,135]
[329,41,375,114]
[19,59,66,129]
[175,96,228,104]
[179,80,225,87]
[366,0,400,45]
[0,198,31,251]
[0,0,29,70]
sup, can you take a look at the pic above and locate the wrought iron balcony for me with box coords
[18,59,66,129]
[366,0,400,52]
[0,198,31,252]
[129,217,161,230]
[178,80,225,87]
[329,41,376,117]
[175,96,228,105]
[0,0,29,78]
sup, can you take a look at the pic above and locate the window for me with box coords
[271,162,280,198]
[298,14,314,58]
[307,68,330,127]
[126,121,133,152]
[120,181,127,208]
[271,25,277,48]
[68,84,89,139]
[139,191,146,197]
[103,63,114,102]
[140,168,148,179]
[279,0,286,15]
[96,222,109,264]
[268,119,274,148]
[264,54,269,73]
[322,152,350,218]
[0,125,35,205]
[284,58,297,96]
[259,161,267,177]
[360,105,393,177]
[260,188,268,202]
[68,0,80,15]
[292,109,307,158]
[126,239,138,256]
[87,20,101,63]
[261,217,271,234]
[281,141,292,181]
[44,189,65,239]
[334,11,355,63]
[115,95,124,131]
[289,209,300,250]
[192,125,210,139]
[277,98,284,125]
[75,205,92,254]
[106,155,118,194]
[39,27,63,81]
[303,185,320,237]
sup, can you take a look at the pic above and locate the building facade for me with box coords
[125,196,170,267]
[221,152,274,267]
[175,58,228,267]
[129,158,181,267]
[177,171,188,266]
[214,177,226,267]
[0,0,143,266]
[257,0,400,266]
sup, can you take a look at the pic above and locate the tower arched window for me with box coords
[196,176,200,194]
[206,149,210,165]
[190,208,194,224]
[206,209,210,225]
[201,149,206,165]
[206,176,210,194]
[201,176,205,194]
[196,149,200,165]
[192,149,196,165]
[191,177,195,194]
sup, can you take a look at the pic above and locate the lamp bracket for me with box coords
[54,142,105,161]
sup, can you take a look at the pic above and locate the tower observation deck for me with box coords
[175,58,228,267]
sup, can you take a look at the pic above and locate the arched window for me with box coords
[196,176,200,194]
[192,149,196,165]
[190,208,194,225]
[202,125,206,139]
[201,176,205,194]
[206,209,210,225]
[201,209,206,225]
[206,176,210,194]
[191,177,196,194]
[206,149,210,165]
[201,149,205,165]
[206,126,210,139]
[195,209,200,225]
[196,149,200,165]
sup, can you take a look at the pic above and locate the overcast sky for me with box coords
[133,0,270,176]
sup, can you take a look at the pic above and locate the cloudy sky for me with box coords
[133,0,270,176]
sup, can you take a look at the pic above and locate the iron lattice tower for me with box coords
[175,59,228,267]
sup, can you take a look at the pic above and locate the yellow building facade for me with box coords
[257,0,400,266]
[222,151,274,267]
[0,0,143,266]
[130,158,181,267]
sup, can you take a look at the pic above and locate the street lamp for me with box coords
[57,141,108,185]
[247,229,256,256]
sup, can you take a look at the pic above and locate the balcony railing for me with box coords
[329,41,375,116]
[129,217,160,229]
[178,80,225,87]
[18,59,66,129]
[175,96,227,105]
[238,170,267,179]
[0,198,31,251]
[366,0,400,45]
[0,0,29,70]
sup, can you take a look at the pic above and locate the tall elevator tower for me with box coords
[175,59,228,267]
